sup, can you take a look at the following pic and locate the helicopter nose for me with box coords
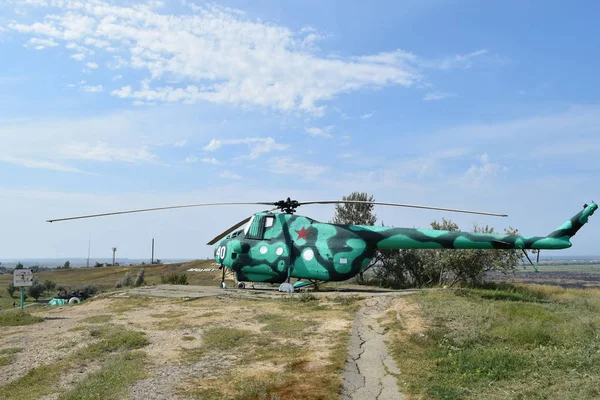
[214,240,228,264]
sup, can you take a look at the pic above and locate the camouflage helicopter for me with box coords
[47,198,598,293]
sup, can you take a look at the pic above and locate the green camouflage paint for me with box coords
[214,202,598,284]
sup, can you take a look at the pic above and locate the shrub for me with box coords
[115,272,134,288]
[76,284,98,297]
[161,272,188,285]
[134,269,145,287]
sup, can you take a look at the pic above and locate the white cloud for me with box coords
[203,137,288,159]
[82,84,103,92]
[430,49,488,70]
[305,126,334,138]
[0,109,187,173]
[58,141,157,163]
[111,86,132,98]
[6,1,426,115]
[459,153,506,187]
[269,156,327,178]
[360,112,374,119]
[184,156,197,163]
[112,74,123,80]
[0,156,86,173]
[220,170,242,180]
[26,37,58,49]
[423,91,454,101]
[201,157,220,165]
[174,140,187,148]
[86,61,98,69]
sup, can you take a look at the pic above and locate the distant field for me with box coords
[0,260,221,309]
[517,263,600,273]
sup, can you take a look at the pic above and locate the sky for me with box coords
[0,0,599,261]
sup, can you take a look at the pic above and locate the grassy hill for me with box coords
[0,260,220,309]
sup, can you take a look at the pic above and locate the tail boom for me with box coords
[349,202,597,251]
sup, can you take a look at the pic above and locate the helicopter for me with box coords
[48,198,597,293]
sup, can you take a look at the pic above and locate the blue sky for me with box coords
[0,0,598,260]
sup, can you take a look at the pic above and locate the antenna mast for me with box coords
[112,247,117,266]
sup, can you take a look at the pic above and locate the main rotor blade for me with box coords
[207,216,252,245]
[297,200,508,217]
[46,202,275,223]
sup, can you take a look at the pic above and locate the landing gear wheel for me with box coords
[220,281,226,289]
[278,283,294,293]
[237,282,246,289]
[68,297,80,304]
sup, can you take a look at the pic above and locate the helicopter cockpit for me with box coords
[243,214,275,240]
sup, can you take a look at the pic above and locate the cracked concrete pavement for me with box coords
[341,295,404,400]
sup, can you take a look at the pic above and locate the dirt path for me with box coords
[341,295,405,400]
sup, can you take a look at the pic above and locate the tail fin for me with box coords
[547,202,598,239]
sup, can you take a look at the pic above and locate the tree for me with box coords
[15,262,24,270]
[94,262,103,268]
[373,217,526,288]
[27,278,45,301]
[331,192,378,283]
[43,280,57,294]
[330,192,377,226]
[7,283,16,298]
[63,261,70,269]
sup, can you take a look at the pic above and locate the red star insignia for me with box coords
[296,227,309,240]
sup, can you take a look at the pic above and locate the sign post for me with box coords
[13,269,34,310]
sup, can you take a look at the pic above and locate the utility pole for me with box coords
[86,237,91,268]
[151,238,155,264]
[112,247,117,266]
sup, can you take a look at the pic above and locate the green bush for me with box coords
[27,282,45,301]
[7,283,15,298]
[160,272,188,285]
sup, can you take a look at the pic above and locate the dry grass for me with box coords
[0,284,358,400]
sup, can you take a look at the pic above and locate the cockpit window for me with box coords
[265,216,274,228]
[246,215,265,240]
[245,215,274,240]
[244,215,255,235]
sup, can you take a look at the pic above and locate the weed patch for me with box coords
[257,313,315,335]
[0,310,44,326]
[202,327,253,350]
[0,363,61,399]
[77,325,149,359]
[58,351,148,400]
